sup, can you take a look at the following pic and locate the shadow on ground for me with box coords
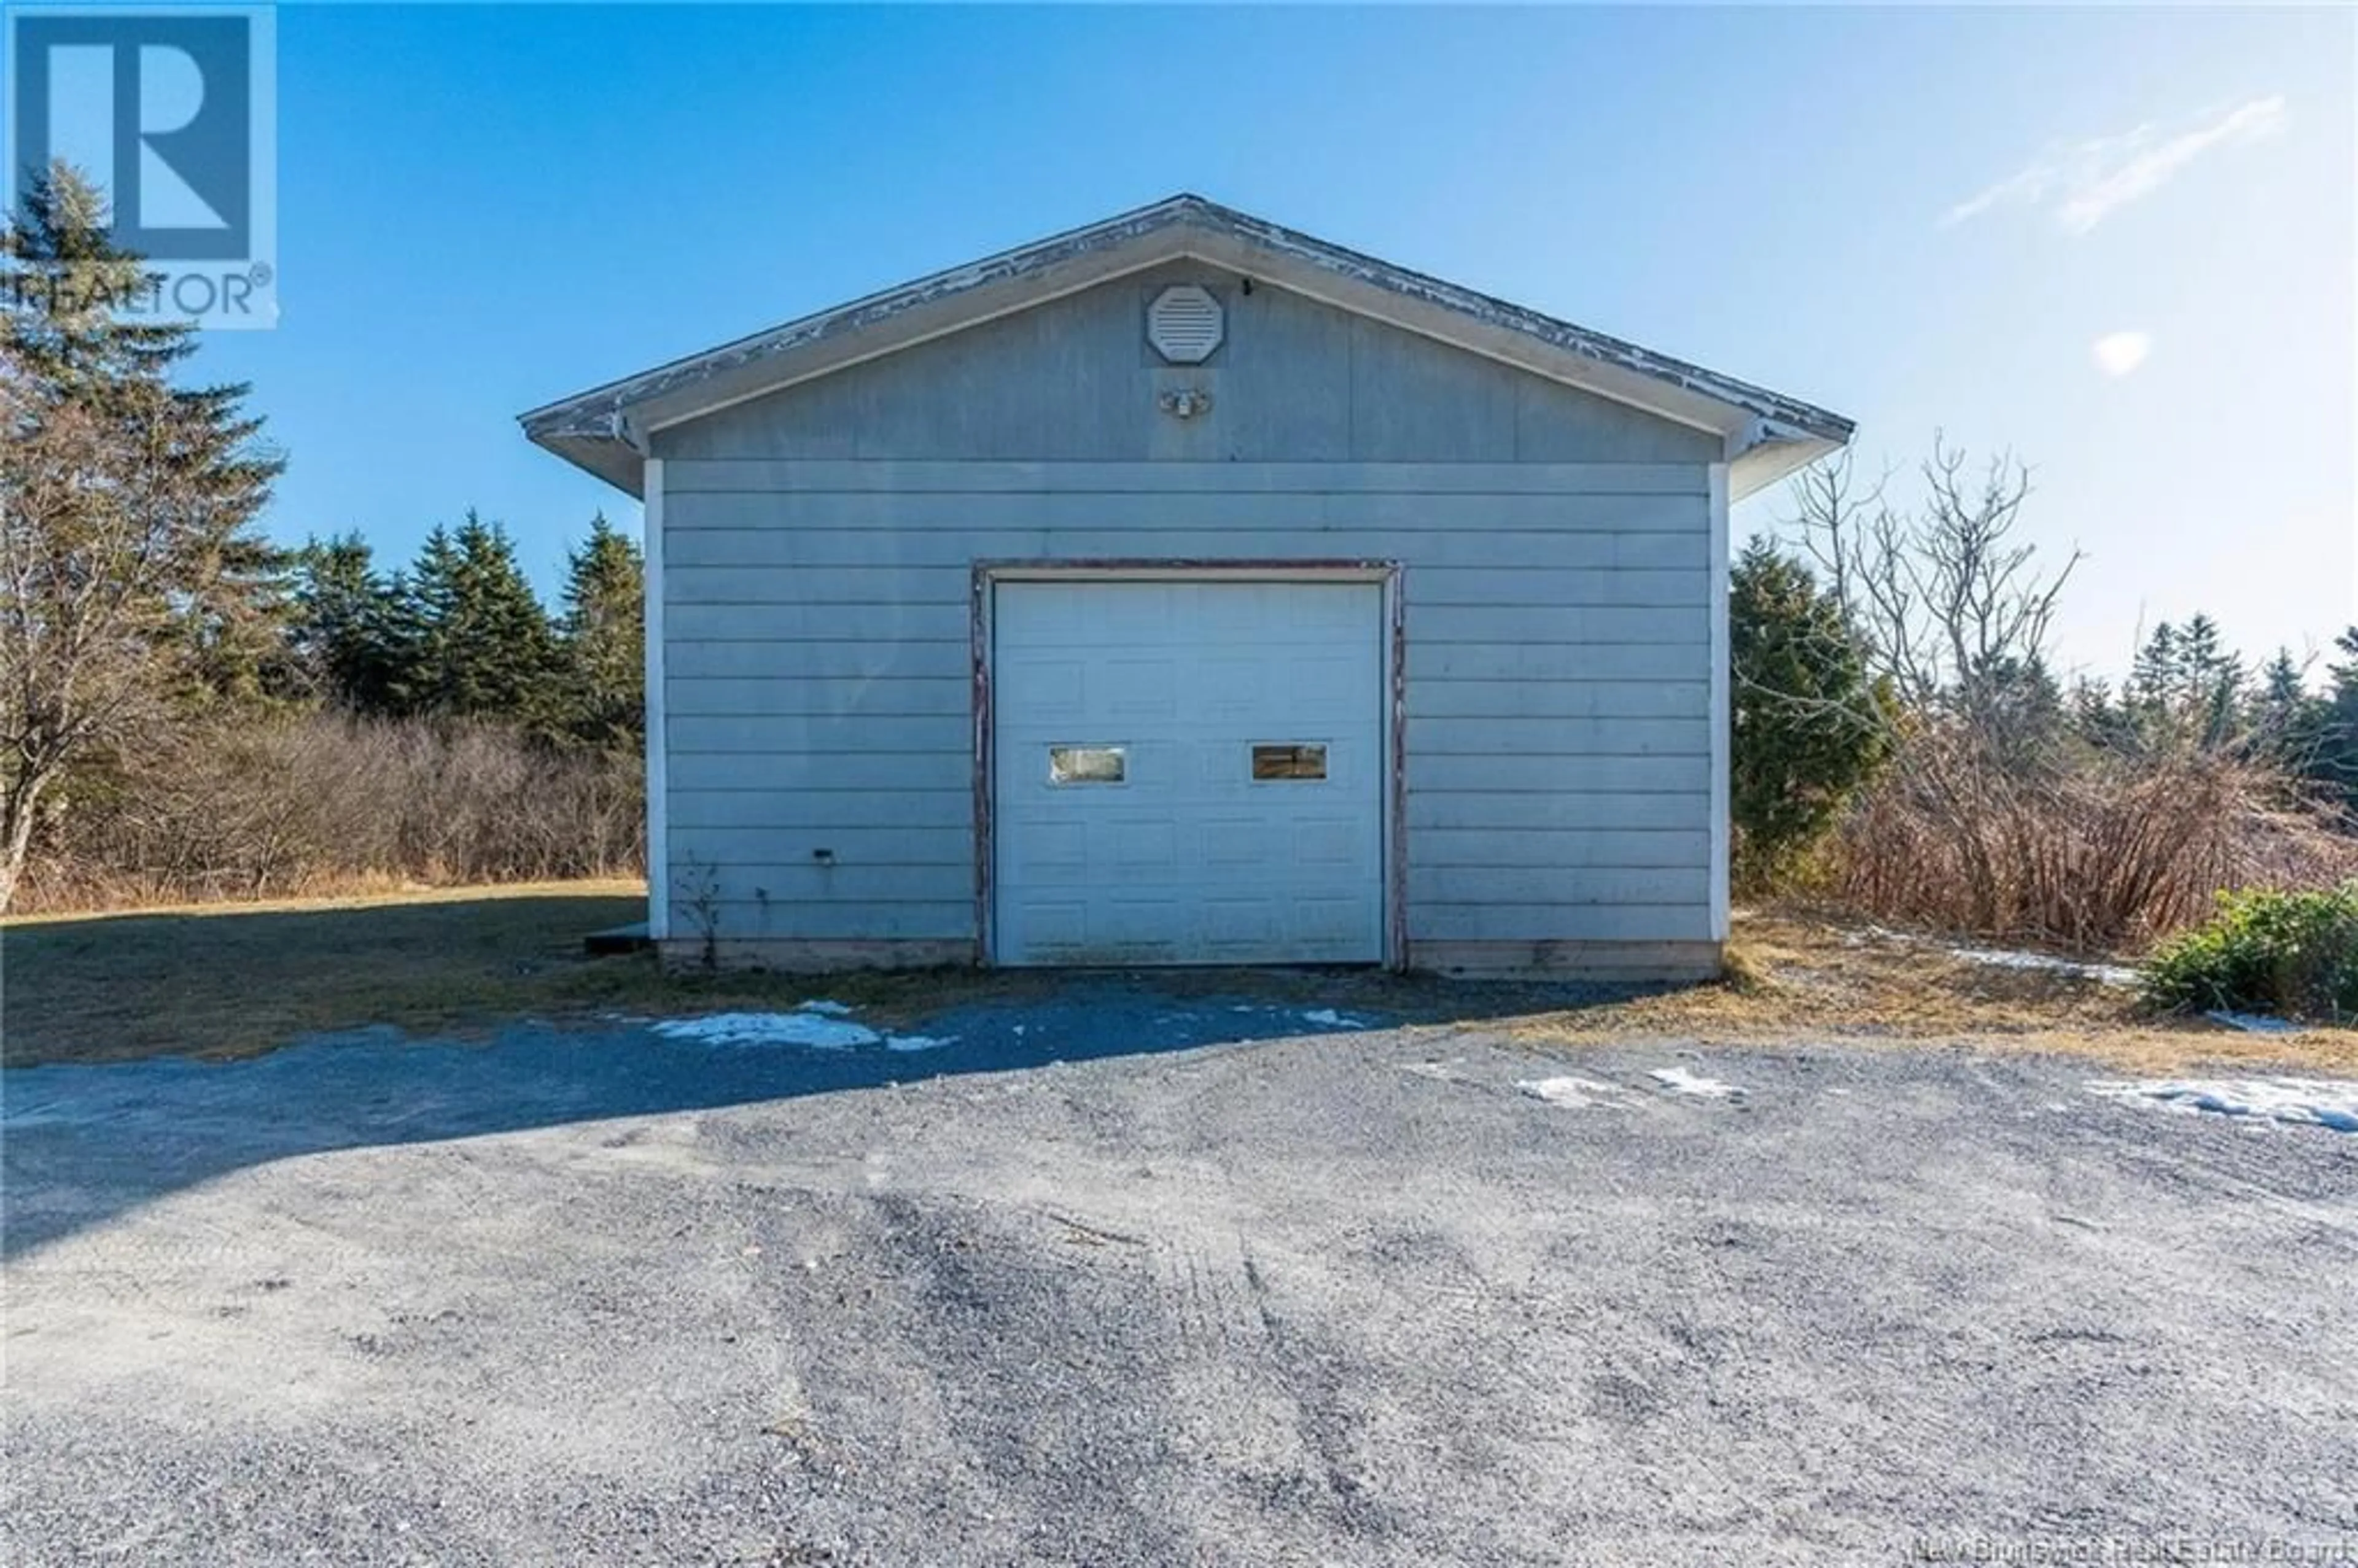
[0,968,1679,1260]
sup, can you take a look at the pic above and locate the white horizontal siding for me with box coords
[1411,903,1714,942]
[1409,866,1708,904]
[1409,604,1705,646]
[674,864,971,902]
[667,603,969,642]
[669,715,965,753]
[1411,643,1702,681]
[1409,753,1705,793]
[662,825,972,862]
[669,898,976,940]
[668,676,969,718]
[665,526,1708,572]
[653,267,1723,470]
[663,562,1705,610]
[663,488,1706,534]
[669,639,969,680]
[660,460,1708,497]
[1406,716,1708,757]
[659,458,1714,949]
[1409,681,1708,719]
[1412,828,1709,868]
[670,788,970,830]
[664,751,971,790]
[1406,790,1707,831]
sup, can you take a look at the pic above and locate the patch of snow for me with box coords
[1302,1009,1369,1028]
[798,999,855,1017]
[2087,1077,2358,1135]
[1516,1075,1627,1108]
[2204,1010,2305,1036]
[882,1034,956,1053]
[1649,1066,1744,1100]
[652,1012,880,1049]
[1948,945,2138,987]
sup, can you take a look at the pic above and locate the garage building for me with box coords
[521,195,1852,977]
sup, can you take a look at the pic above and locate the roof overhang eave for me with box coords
[518,194,1856,498]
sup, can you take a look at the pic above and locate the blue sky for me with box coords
[192,4,2352,681]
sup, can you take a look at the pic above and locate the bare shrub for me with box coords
[1767,442,2358,951]
[15,715,642,912]
[1832,730,2358,952]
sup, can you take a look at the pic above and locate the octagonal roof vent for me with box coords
[1146,284,1224,364]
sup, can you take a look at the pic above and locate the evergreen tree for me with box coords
[2174,613,2245,748]
[399,523,461,710]
[2251,650,2311,762]
[0,163,286,909]
[2313,627,2358,812]
[406,513,561,724]
[556,513,645,748]
[1729,538,1893,889]
[292,532,416,713]
[2126,621,2180,731]
[2125,616,2250,752]
[2068,676,2129,750]
[1966,651,2066,758]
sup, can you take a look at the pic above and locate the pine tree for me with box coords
[2068,677,2128,750]
[1729,538,1893,889]
[2125,616,2250,752]
[2127,621,2180,732]
[2314,627,2358,811]
[292,532,417,714]
[556,513,645,748]
[399,524,462,714]
[403,513,560,724]
[0,163,286,909]
[2174,613,2245,748]
[2250,650,2310,759]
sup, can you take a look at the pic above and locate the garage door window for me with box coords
[1048,745,1127,785]
[1251,743,1328,781]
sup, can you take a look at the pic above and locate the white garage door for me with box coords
[992,578,1386,966]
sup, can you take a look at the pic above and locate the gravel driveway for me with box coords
[5,987,2355,1566]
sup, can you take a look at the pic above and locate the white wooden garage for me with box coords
[521,195,1852,977]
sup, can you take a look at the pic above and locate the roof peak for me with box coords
[521,194,1851,500]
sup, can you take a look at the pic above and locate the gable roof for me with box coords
[520,193,1852,500]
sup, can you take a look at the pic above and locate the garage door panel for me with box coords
[997,658,1086,713]
[1291,896,1374,945]
[1020,902,1088,950]
[1100,657,1180,720]
[1291,817,1368,869]
[994,578,1385,966]
[1195,657,1266,720]
[1107,820,1180,871]
[1201,818,1283,868]
[1201,899,1285,947]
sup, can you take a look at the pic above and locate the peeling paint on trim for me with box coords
[970,563,994,966]
[519,194,1853,462]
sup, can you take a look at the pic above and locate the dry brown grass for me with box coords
[1831,733,2358,953]
[3,880,1049,1065]
[6,885,2352,1076]
[1494,908,2358,1077]
[14,716,644,915]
